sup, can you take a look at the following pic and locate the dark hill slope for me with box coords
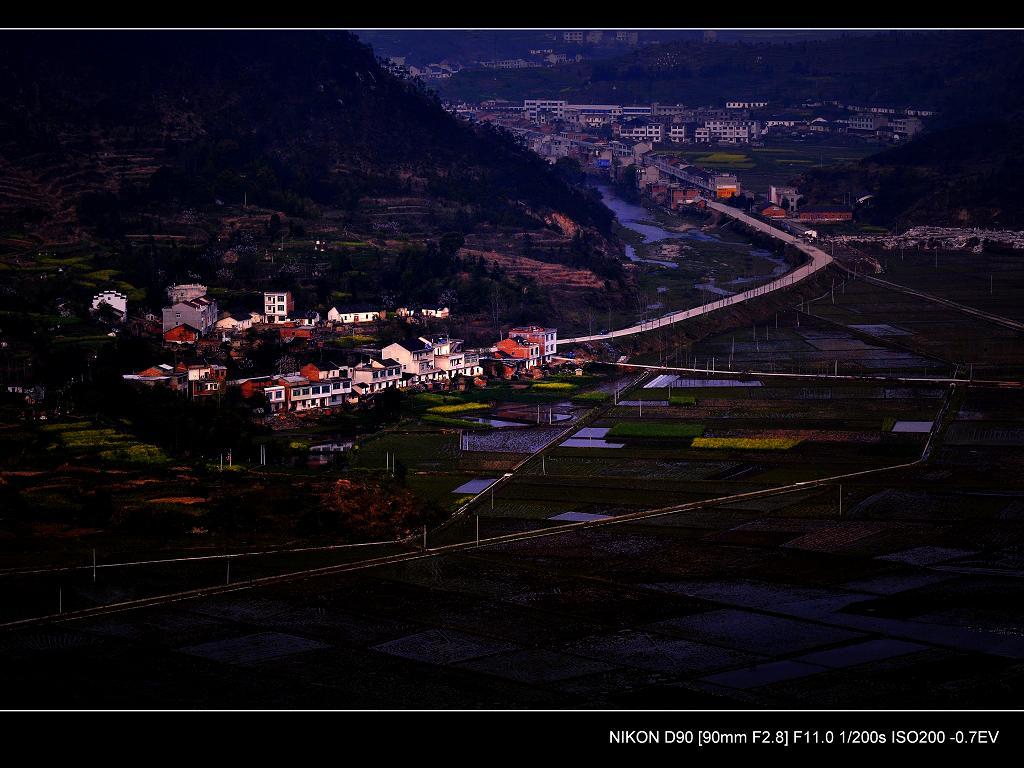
[796,39,1024,229]
[0,31,611,242]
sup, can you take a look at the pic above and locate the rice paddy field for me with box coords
[855,245,1024,324]
[807,274,1024,379]
[6,244,1024,709]
[7,377,1024,708]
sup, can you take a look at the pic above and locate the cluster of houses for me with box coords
[459,97,932,150]
[454,96,897,225]
[123,288,560,416]
[148,285,453,347]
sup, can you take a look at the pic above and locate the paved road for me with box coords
[559,202,833,345]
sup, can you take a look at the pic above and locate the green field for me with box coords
[607,422,705,439]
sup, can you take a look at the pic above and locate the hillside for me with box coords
[0,31,612,245]
[436,31,1021,109]
[794,36,1024,228]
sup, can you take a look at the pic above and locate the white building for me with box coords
[381,336,483,383]
[726,100,768,110]
[263,291,293,323]
[617,119,663,142]
[667,124,688,143]
[351,358,403,396]
[91,290,128,318]
[524,99,567,121]
[327,306,384,324]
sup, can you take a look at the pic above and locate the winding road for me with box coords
[559,201,833,345]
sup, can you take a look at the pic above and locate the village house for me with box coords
[798,205,854,223]
[123,361,225,399]
[215,308,258,333]
[508,325,558,363]
[122,363,188,392]
[163,324,201,345]
[296,310,321,327]
[91,290,128,321]
[429,337,482,380]
[769,185,800,210]
[756,202,788,219]
[495,335,542,370]
[381,336,483,385]
[263,291,294,323]
[162,295,217,335]
[383,337,437,381]
[396,305,451,320]
[327,305,385,324]
[182,361,228,399]
[284,375,349,412]
[232,368,351,414]
[351,357,403,397]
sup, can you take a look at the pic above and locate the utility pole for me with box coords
[475,515,479,547]
[423,525,427,550]
[839,485,842,517]
[226,561,231,585]
[92,549,97,584]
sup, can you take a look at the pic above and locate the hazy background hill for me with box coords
[435,31,1021,109]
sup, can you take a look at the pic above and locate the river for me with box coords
[594,184,789,287]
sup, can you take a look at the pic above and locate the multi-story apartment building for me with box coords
[616,118,663,142]
[704,119,761,144]
[726,100,768,110]
[667,124,688,143]
[524,99,567,121]
[263,291,294,323]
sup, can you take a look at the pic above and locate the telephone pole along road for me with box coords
[559,201,833,345]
